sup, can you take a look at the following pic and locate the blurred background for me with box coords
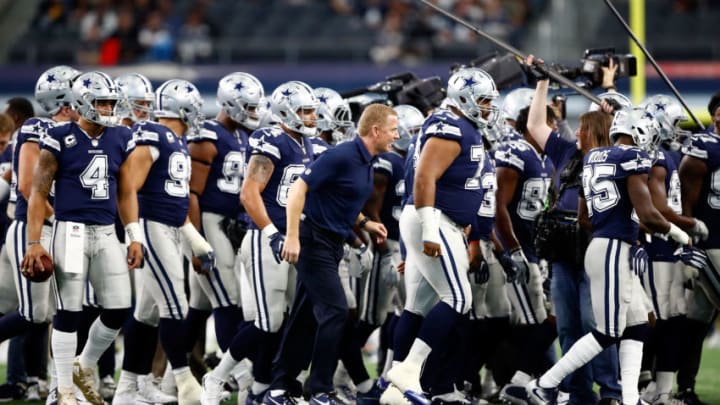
[0,0,718,126]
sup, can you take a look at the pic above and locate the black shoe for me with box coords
[597,398,621,405]
[0,382,27,402]
[675,388,708,405]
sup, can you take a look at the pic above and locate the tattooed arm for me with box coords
[239,154,275,230]
[21,149,57,274]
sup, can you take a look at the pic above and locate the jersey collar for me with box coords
[353,135,373,163]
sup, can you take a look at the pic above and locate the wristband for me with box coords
[358,217,370,230]
[28,240,41,246]
[125,222,143,244]
[261,223,279,238]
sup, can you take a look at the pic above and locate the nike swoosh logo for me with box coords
[313,400,330,405]
[531,387,549,402]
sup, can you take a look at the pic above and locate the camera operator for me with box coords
[525,55,622,405]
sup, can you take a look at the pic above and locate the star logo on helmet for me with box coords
[83,79,92,88]
[46,74,56,83]
[654,103,665,111]
[186,85,194,93]
[643,112,654,120]
[318,95,328,104]
[281,89,293,98]
[461,77,477,89]
[234,82,245,92]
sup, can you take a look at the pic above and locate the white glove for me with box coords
[417,206,441,245]
[379,251,398,288]
[347,244,373,278]
[180,222,213,256]
[665,223,690,245]
[510,248,530,284]
[689,218,710,242]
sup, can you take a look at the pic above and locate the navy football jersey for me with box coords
[408,109,484,227]
[374,150,405,241]
[247,127,314,233]
[12,118,55,222]
[495,139,552,259]
[190,120,249,218]
[310,136,332,158]
[683,133,720,248]
[644,151,682,261]
[133,121,191,228]
[581,145,652,243]
[42,122,134,225]
[471,151,496,241]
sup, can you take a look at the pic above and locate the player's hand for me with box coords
[192,251,216,274]
[397,260,405,275]
[665,223,691,245]
[497,250,517,282]
[510,248,530,284]
[365,220,388,245]
[126,241,145,270]
[468,241,489,284]
[282,236,300,264]
[21,244,51,280]
[677,246,708,271]
[423,241,442,258]
[629,245,649,276]
[268,232,286,264]
[689,218,709,242]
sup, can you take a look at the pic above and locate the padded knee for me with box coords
[54,310,81,333]
[100,308,129,329]
[622,324,650,342]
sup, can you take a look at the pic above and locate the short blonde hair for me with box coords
[357,104,397,137]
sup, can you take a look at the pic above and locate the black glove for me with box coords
[471,259,490,284]
[528,63,549,81]
[497,250,518,283]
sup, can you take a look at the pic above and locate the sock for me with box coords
[381,349,394,377]
[655,371,674,396]
[51,329,77,389]
[251,382,270,396]
[538,333,603,388]
[392,311,424,361]
[0,311,31,342]
[117,370,138,390]
[79,319,119,369]
[619,339,643,405]
[122,319,158,375]
[356,379,373,394]
[160,318,188,369]
[416,302,462,353]
[213,306,244,352]
[184,307,211,352]
[210,351,240,382]
[404,338,432,368]
[173,366,192,377]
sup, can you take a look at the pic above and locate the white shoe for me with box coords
[200,374,225,405]
[58,387,80,405]
[26,382,41,401]
[162,367,179,398]
[138,374,178,404]
[642,381,658,403]
[649,393,686,405]
[177,371,202,405]
[72,360,104,405]
[110,388,136,405]
[99,375,117,401]
[386,362,422,396]
[379,385,410,405]
[479,370,497,400]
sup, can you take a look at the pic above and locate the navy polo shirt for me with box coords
[544,130,579,211]
[301,135,375,236]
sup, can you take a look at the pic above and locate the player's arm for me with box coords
[240,154,274,230]
[494,166,521,251]
[526,78,552,150]
[414,136,461,256]
[648,165,695,229]
[188,141,217,230]
[628,173,688,244]
[118,145,154,269]
[363,172,389,250]
[679,155,707,217]
[22,150,57,274]
[283,177,308,264]
[18,142,53,220]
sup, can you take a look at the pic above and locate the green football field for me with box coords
[2,344,720,404]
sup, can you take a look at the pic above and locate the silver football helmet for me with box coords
[35,65,81,116]
[115,73,154,122]
[72,71,121,127]
[588,91,632,112]
[271,81,319,137]
[217,72,264,130]
[393,104,424,152]
[154,79,204,135]
[501,87,534,122]
[446,67,499,128]
[640,94,690,146]
[314,87,353,142]
[609,107,659,150]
